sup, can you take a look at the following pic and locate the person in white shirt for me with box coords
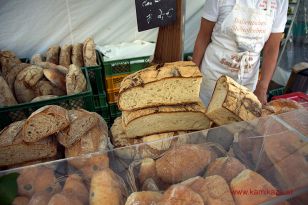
[193,0,288,105]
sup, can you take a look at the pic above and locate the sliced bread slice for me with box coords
[57,109,100,148]
[23,105,70,142]
[122,103,211,138]
[206,76,262,126]
[118,61,202,111]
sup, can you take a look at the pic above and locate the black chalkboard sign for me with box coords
[135,0,177,32]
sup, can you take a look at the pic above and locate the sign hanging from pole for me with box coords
[135,0,177,32]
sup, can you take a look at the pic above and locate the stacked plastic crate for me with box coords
[102,56,150,123]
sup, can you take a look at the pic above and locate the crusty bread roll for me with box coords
[14,65,44,103]
[118,61,202,111]
[59,44,72,68]
[83,37,97,66]
[90,168,127,205]
[46,45,60,65]
[122,104,211,138]
[158,184,203,205]
[181,176,235,205]
[71,43,84,67]
[23,105,70,142]
[57,109,100,148]
[5,63,29,91]
[0,76,17,106]
[125,191,162,205]
[28,192,53,205]
[206,75,262,125]
[63,174,88,204]
[66,64,86,95]
[48,193,82,205]
[0,120,57,168]
[155,144,216,183]
[12,196,29,205]
[205,157,246,184]
[230,169,276,205]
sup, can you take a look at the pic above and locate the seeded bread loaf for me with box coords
[118,61,203,111]
[122,103,211,138]
[66,64,86,95]
[23,105,70,142]
[59,44,72,68]
[83,38,97,66]
[57,109,100,148]
[71,43,84,67]
[0,120,57,167]
[46,45,60,64]
[0,76,17,106]
[206,75,262,125]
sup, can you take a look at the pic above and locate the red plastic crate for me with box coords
[272,92,308,107]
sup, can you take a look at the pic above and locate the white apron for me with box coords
[200,0,275,106]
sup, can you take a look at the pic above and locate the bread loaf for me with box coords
[0,76,17,106]
[125,191,162,205]
[90,168,127,205]
[158,185,204,205]
[5,63,29,91]
[43,67,67,91]
[23,105,70,142]
[139,158,157,185]
[59,44,72,68]
[71,43,84,67]
[28,192,53,205]
[63,174,88,204]
[12,196,29,205]
[30,54,43,65]
[122,103,211,138]
[34,80,65,96]
[83,37,97,66]
[181,176,235,205]
[66,64,86,95]
[206,75,262,125]
[118,61,202,111]
[14,65,44,103]
[31,95,58,102]
[46,45,60,64]
[155,144,216,183]
[205,157,246,184]
[265,99,303,115]
[57,109,99,147]
[48,193,83,205]
[0,120,57,167]
[0,51,21,77]
[230,169,276,205]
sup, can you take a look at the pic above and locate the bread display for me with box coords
[23,105,70,142]
[181,176,235,205]
[59,44,72,68]
[205,157,246,184]
[83,37,97,66]
[89,169,127,205]
[230,169,276,205]
[118,61,202,111]
[206,75,262,125]
[0,76,17,106]
[122,103,211,138]
[155,144,216,183]
[71,43,84,67]
[0,120,57,167]
[125,191,162,205]
[66,64,86,95]
[46,45,60,65]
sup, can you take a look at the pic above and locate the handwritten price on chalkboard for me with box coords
[146,8,174,24]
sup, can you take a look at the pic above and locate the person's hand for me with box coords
[254,81,268,105]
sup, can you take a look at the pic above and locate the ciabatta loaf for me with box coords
[0,120,57,167]
[206,76,262,125]
[23,105,70,142]
[122,104,211,138]
[118,61,202,111]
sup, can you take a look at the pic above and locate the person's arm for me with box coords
[192,18,216,68]
[254,33,283,104]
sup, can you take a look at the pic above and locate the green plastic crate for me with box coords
[268,87,285,101]
[93,93,109,120]
[102,54,150,77]
[109,103,122,119]
[82,50,105,94]
[0,69,94,130]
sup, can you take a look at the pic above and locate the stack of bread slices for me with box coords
[110,61,211,158]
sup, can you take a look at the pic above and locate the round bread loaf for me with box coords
[125,191,162,205]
